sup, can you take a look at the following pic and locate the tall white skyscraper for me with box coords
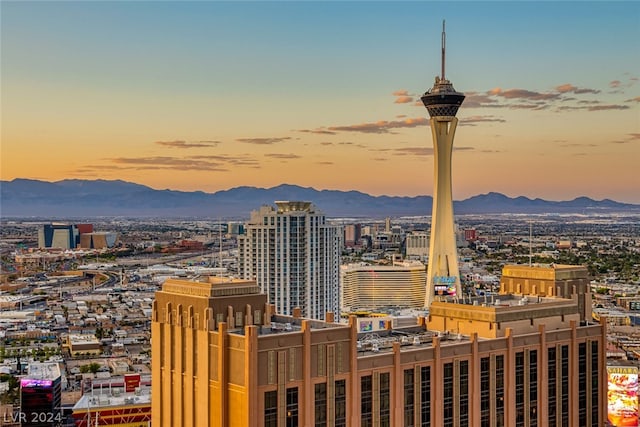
[421,21,465,307]
[238,201,342,320]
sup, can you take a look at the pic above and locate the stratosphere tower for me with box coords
[422,21,465,307]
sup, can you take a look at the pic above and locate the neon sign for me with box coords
[20,379,53,388]
[433,276,457,284]
[432,276,457,296]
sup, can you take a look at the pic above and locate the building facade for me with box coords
[238,201,341,320]
[344,224,362,248]
[71,377,151,427]
[38,223,79,249]
[340,261,426,311]
[20,363,63,427]
[499,264,592,322]
[405,232,429,261]
[79,232,118,249]
[152,274,605,427]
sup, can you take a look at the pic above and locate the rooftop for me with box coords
[25,362,61,381]
[72,386,151,411]
[160,277,260,298]
[429,294,579,323]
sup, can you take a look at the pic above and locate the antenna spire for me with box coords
[441,20,446,80]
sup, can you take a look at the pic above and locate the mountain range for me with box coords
[1,179,639,218]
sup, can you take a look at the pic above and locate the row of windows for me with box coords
[265,381,346,427]
[258,214,326,227]
[263,342,599,427]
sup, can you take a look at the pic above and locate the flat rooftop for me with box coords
[72,387,151,411]
[233,315,346,336]
[25,362,61,381]
[429,294,579,323]
[160,277,261,298]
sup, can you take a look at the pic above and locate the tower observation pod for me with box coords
[421,21,465,307]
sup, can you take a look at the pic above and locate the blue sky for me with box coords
[2,1,639,202]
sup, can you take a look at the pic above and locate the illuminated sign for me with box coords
[433,276,457,284]
[20,379,53,388]
[124,374,141,393]
[433,276,457,296]
[608,366,639,427]
[359,321,373,332]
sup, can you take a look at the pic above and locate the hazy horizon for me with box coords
[2,2,639,203]
[5,176,640,205]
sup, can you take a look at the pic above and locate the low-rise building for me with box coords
[67,334,101,357]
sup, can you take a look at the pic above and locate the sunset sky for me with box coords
[2,1,639,203]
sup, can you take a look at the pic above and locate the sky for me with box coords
[1,1,639,203]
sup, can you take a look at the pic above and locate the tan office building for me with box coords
[152,271,606,427]
[500,263,592,322]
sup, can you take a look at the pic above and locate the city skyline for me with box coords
[2,1,639,203]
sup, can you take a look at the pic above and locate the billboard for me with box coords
[433,275,457,296]
[125,373,141,393]
[608,366,639,427]
[357,318,390,333]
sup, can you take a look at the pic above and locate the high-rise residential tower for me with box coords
[422,21,465,307]
[238,201,342,320]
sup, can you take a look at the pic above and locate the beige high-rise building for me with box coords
[152,264,605,427]
[238,201,342,320]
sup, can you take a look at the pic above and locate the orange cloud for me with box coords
[555,83,600,94]
[394,96,414,104]
[237,137,291,145]
[154,140,221,148]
